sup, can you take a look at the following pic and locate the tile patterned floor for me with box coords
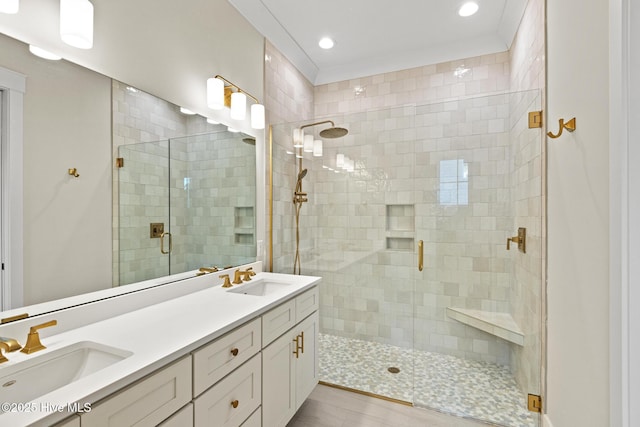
[319,334,536,427]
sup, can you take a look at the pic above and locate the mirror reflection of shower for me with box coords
[292,120,348,274]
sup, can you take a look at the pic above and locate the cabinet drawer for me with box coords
[52,415,80,427]
[295,286,319,322]
[81,356,192,427]
[240,407,261,427]
[158,403,193,427]
[193,317,261,396]
[194,354,261,427]
[262,299,296,346]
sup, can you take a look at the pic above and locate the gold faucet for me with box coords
[219,274,232,288]
[21,320,57,354]
[197,266,219,276]
[0,337,22,363]
[233,268,255,284]
[242,267,256,281]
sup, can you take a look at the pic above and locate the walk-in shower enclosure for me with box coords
[271,90,543,427]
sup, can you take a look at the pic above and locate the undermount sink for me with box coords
[0,341,132,403]
[227,279,292,296]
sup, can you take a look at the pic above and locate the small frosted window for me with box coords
[439,159,468,206]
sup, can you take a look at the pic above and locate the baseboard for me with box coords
[543,413,553,427]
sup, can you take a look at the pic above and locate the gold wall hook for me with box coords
[68,168,80,177]
[547,117,576,139]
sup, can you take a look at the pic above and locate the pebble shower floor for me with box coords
[319,334,536,427]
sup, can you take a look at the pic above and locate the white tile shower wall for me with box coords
[264,40,315,273]
[508,0,546,398]
[310,53,514,364]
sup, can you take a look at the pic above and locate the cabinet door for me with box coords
[295,311,319,409]
[262,328,296,427]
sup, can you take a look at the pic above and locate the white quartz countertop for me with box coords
[0,272,321,426]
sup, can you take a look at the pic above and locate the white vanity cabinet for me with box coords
[262,287,319,427]
[74,283,318,427]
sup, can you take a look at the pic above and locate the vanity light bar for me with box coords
[206,75,265,130]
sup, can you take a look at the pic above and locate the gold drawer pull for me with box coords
[292,336,300,358]
[299,331,305,354]
[231,399,239,409]
[230,348,239,356]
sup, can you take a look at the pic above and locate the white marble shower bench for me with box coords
[446,307,524,346]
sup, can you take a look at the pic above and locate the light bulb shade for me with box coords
[303,134,314,152]
[0,0,19,14]
[230,92,247,120]
[207,77,224,110]
[336,153,344,168]
[29,45,62,60]
[313,140,323,157]
[293,129,303,148]
[60,0,94,49]
[251,103,265,129]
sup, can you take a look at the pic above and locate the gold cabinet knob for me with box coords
[231,399,239,409]
[230,348,239,356]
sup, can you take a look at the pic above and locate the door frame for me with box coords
[0,66,25,311]
[609,0,639,426]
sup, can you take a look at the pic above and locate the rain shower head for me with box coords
[319,126,348,138]
[242,137,256,145]
[300,120,348,139]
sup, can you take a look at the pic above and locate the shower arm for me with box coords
[296,120,336,172]
[299,120,335,131]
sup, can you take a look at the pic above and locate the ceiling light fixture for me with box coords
[206,75,265,129]
[458,2,479,17]
[179,107,196,115]
[60,0,94,49]
[0,0,19,14]
[319,37,334,49]
[28,45,62,60]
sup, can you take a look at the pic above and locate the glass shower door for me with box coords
[300,106,418,403]
[118,140,171,286]
[412,91,543,426]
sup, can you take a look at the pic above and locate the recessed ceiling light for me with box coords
[319,37,334,49]
[28,45,62,60]
[458,1,479,17]
[180,107,196,115]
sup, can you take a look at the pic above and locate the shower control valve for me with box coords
[506,227,526,253]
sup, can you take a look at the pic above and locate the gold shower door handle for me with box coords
[160,232,172,254]
[418,240,424,271]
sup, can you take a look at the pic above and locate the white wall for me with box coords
[0,33,113,305]
[546,0,610,426]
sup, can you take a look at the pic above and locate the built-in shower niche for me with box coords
[234,206,255,245]
[385,204,414,251]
